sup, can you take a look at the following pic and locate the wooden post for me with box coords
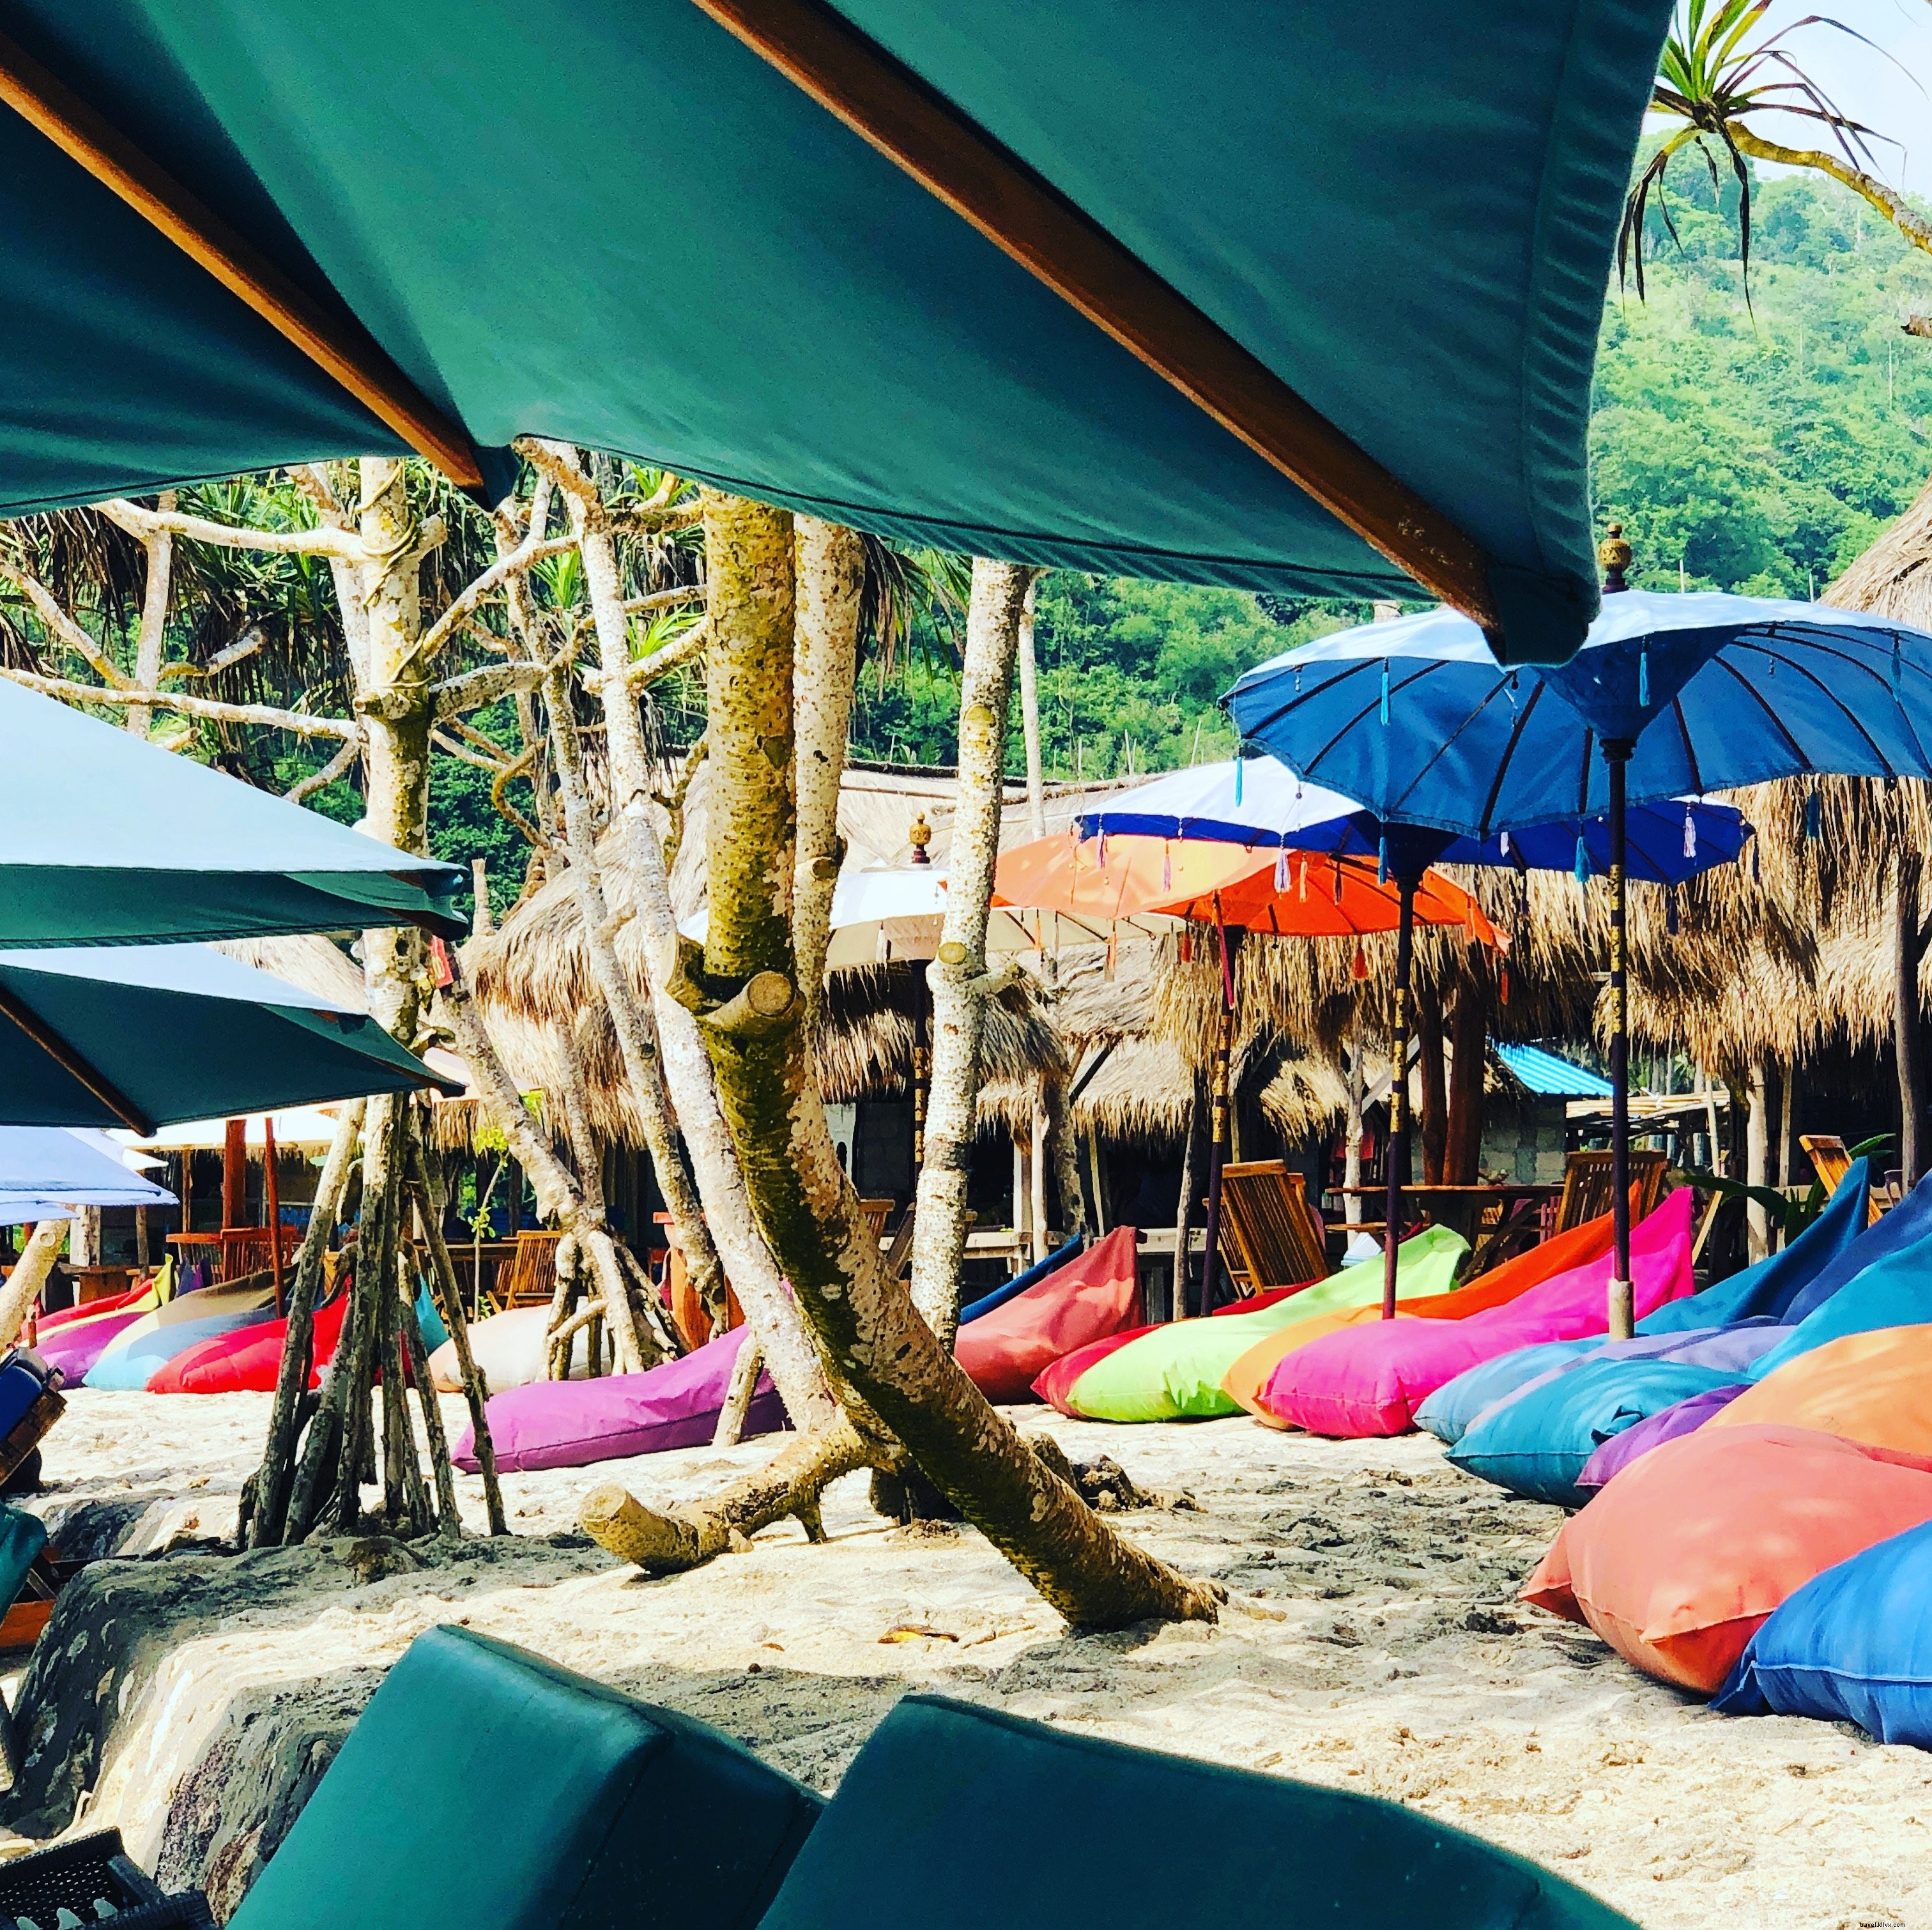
[222,1118,247,1232]
[264,1115,284,1310]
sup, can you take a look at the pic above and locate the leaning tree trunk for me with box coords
[0,1220,67,1353]
[660,490,1217,1629]
[908,558,1034,1349]
[558,458,837,1437]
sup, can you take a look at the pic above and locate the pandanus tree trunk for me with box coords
[638,491,1216,1630]
[1445,961,1489,1186]
[909,558,1035,1348]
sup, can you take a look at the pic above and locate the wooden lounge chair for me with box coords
[1798,1134,1852,1197]
[490,1229,562,1312]
[1552,1148,1670,1234]
[1218,1161,1330,1294]
[858,1198,896,1243]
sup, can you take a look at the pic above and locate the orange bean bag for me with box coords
[1521,1423,1932,1692]
[1705,1323,1932,1458]
[1222,1209,1616,1423]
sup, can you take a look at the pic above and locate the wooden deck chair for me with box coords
[1218,1161,1330,1294]
[1798,1135,1851,1197]
[859,1199,896,1244]
[493,1230,562,1312]
[1553,1149,1669,1233]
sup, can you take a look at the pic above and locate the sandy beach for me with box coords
[8,1388,1931,1930]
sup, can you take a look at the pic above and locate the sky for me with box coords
[1735,1,1932,196]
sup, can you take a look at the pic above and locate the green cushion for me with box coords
[761,1696,1634,1930]
[0,1505,45,1614]
[229,1625,820,1930]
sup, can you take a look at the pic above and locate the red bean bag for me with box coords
[956,1227,1143,1404]
[150,1294,350,1395]
[1521,1423,1932,1693]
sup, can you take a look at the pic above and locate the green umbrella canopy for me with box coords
[0,943,461,1133]
[0,0,1673,664]
[0,678,463,945]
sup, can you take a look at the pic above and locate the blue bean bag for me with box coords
[1414,1340,1598,1445]
[1432,1163,1889,1490]
[1641,1156,1878,1335]
[1745,1226,1932,1384]
[1715,1519,1932,1745]
[1447,1338,1772,1506]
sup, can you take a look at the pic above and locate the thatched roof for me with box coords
[216,933,369,1008]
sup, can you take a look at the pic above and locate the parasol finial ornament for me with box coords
[907,812,932,864]
[1598,522,1633,594]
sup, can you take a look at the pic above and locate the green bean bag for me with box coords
[1043,1224,1466,1422]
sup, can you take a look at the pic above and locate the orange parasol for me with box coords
[994,834,1498,944]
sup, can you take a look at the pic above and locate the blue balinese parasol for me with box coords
[1227,585,1932,1335]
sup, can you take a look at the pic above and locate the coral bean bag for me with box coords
[1740,1227,1932,1384]
[1222,1209,1617,1423]
[1521,1423,1932,1693]
[150,1293,351,1395]
[454,1324,786,1473]
[1258,1191,1695,1438]
[1574,1383,1747,1491]
[956,1227,1141,1404]
[1715,1519,1932,1743]
[1034,1225,1466,1421]
[1705,1322,1932,1459]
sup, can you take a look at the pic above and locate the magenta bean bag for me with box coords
[453,1324,788,1473]
[36,1306,150,1385]
[1255,1188,1697,1437]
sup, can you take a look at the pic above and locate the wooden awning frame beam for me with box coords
[0,27,483,489]
[688,0,1504,638]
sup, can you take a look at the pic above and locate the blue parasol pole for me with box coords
[1383,874,1417,1318]
[1606,741,1634,1339]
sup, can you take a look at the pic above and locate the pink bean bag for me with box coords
[454,1323,786,1473]
[40,1285,147,1332]
[149,1294,350,1395]
[956,1227,1142,1404]
[1255,1189,1696,1437]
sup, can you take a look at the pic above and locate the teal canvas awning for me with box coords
[0,944,460,1133]
[0,0,1673,663]
[0,678,464,946]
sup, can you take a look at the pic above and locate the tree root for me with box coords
[580,1418,873,1574]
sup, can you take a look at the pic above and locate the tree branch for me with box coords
[0,562,138,689]
[285,734,362,804]
[100,496,366,562]
[1731,128,1932,257]
[611,620,710,691]
[156,624,268,684]
[0,666,358,738]
[404,532,577,673]
[430,661,547,717]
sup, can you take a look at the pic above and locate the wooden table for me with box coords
[1335,1183,1558,1246]
[66,1265,136,1306]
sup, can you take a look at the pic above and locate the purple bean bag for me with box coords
[453,1324,789,1473]
[1575,1383,1749,1490]
[36,1307,149,1386]
[1257,1188,1696,1437]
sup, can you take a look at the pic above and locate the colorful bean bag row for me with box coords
[453,1322,786,1473]
[1036,1224,1467,1422]
[1418,1160,1890,1465]
[956,1226,1141,1404]
[150,1291,351,1395]
[1715,1517,1932,1745]
[35,1304,152,1385]
[1222,1207,1620,1423]
[82,1278,279,1390]
[1522,1423,1932,1694]
[1254,1190,1696,1439]
[1575,1383,1745,1489]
